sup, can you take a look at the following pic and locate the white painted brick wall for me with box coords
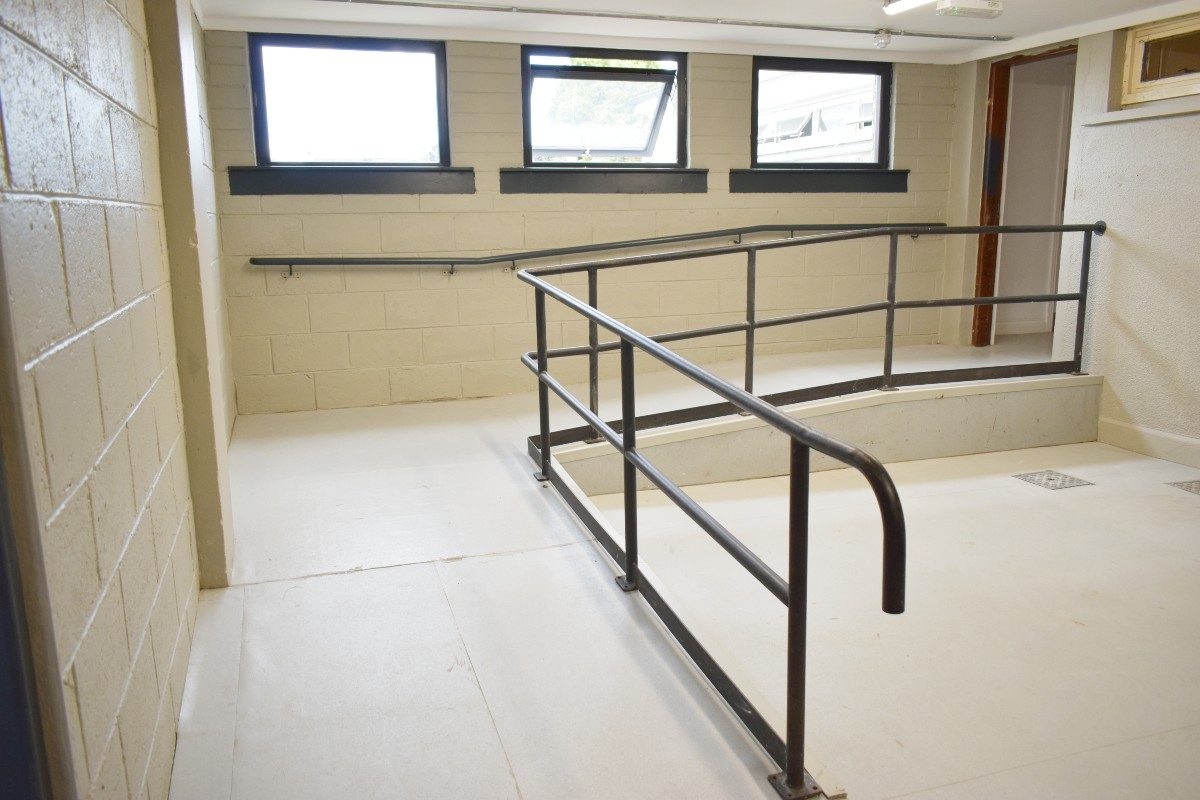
[204,35,957,413]
[0,1,198,797]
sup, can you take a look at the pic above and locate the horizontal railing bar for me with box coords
[527,222,1105,277]
[535,291,1078,362]
[531,376,886,449]
[624,450,790,605]
[521,353,623,449]
[248,222,927,268]
[756,301,891,330]
[544,320,751,360]
[895,292,1081,309]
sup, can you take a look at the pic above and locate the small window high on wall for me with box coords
[521,46,687,168]
[248,33,450,166]
[1122,14,1200,105]
[752,57,892,170]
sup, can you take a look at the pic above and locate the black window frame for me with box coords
[750,56,894,172]
[247,32,452,168]
[520,45,689,169]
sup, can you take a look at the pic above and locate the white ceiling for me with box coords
[197,0,1200,63]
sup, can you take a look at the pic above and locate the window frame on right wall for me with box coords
[1121,14,1200,106]
[750,56,894,171]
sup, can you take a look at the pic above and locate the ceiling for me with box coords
[196,0,1200,63]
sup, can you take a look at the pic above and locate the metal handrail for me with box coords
[518,283,906,608]
[524,222,1103,276]
[518,219,1105,799]
[246,221,941,272]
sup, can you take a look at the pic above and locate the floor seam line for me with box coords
[433,562,527,800]
[224,540,587,589]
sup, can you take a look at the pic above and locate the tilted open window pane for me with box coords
[753,59,891,169]
[525,50,683,166]
[251,35,448,165]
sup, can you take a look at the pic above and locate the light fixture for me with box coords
[882,0,937,15]
[874,29,893,49]
[935,0,1004,19]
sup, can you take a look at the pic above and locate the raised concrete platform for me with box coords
[559,375,1102,494]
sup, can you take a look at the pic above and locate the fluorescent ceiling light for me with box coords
[882,0,937,14]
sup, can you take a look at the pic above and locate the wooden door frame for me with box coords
[971,45,1078,346]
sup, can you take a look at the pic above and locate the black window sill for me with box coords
[227,166,476,195]
[500,167,707,194]
[729,169,909,194]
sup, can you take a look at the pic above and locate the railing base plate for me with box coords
[614,575,638,592]
[768,771,824,799]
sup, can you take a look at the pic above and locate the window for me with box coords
[751,57,892,170]
[248,33,450,166]
[521,46,686,168]
[1122,14,1200,106]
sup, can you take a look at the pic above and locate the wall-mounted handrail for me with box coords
[246,221,942,271]
[518,219,1105,799]
[524,222,1105,276]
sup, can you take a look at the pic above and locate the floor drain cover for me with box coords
[1168,480,1200,496]
[1013,470,1094,490]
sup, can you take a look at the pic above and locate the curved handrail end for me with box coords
[850,450,907,616]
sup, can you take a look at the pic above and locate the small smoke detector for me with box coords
[936,0,1004,18]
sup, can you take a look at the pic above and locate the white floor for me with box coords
[592,444,1200,800]
[167,336,1200,800]
[224,335,1051,586]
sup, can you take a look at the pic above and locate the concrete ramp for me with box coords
[557,375,1102,495]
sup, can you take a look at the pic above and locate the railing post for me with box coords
[1071,230,1093,373]
[534,289,552,482]
[745,248,757,394]
[587,268,601,441]
[881,233,899,391]
[770,441,820,800]
[616,339,639,592]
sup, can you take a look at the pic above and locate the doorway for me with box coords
[972,47,1078,346]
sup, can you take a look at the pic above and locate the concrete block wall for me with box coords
[1056,32,1200,467]
[0,1,198,797]
[205,35,959,414]
[189,11,236,442]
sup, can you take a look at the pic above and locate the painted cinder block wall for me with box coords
[1055,32,1200,467]
[146,0,238,590]
[204,35,961,414]
[0,1,198,796]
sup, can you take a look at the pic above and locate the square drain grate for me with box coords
[1168,480,1200,496]
[1013,470,1094,490]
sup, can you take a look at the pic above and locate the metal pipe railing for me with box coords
[248,221,931,272]
[520,219,1105,799]
[526,222,1104,276]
